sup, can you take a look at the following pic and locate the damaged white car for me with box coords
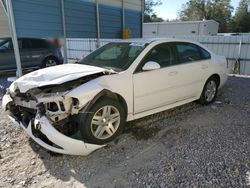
[3,39,228,155]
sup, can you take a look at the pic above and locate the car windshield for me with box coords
[79,42,147,72]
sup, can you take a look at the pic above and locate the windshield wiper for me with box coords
[102,66,120,73]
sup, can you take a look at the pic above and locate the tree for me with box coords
[179,0,233,32]
[144,0,164,22]
[232,0,250,32]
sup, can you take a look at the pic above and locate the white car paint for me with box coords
[2,38,229,155]
[10,63,111,93]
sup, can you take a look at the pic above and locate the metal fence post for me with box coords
[6,0,22,77]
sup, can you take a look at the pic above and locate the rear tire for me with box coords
[199,77,219,105]
[79,97,125,145]
[42,56,59,68]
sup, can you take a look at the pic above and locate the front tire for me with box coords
[199,77,219,105]
[79,97,125,145]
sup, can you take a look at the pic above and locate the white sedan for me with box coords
[2,38,228,155]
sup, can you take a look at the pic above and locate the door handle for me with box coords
[202,65,208,69]
[168,71,178,76]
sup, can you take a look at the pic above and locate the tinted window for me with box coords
[0,40,23,50]
[22,40,32,49]
[31,39,48,48]
[175,42,211,63]
[141,43,177,69]
[176,43,201,63]
[200,47,211,59]
[22,39,47,49]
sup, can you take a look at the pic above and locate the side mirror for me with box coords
[142,61,160,71]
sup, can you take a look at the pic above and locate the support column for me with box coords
[96,0,100,48]
[61,0,68,63]
[141,0,145,38]
[0,0,7,15]
[6,0,22,77]
[122,0,125,31]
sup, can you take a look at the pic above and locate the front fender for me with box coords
[65,79,104,108]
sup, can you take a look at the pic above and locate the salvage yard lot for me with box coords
[0,76,250,188]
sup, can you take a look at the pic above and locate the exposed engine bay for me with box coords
[3,65,112,155]
[7,72,105,135]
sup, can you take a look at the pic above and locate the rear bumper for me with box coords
[3,94,104,156]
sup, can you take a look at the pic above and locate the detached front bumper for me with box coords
[2,94,104,156]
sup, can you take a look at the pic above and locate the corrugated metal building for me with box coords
[0,2,9,38]
[143,20,219,37]
[10,0,143,39]
[0,0,143,76]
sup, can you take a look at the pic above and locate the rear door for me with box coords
[30,39,49,67]
[172,42,212,97]
[20,39,47,68]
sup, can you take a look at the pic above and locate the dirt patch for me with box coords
[125,124,162,140]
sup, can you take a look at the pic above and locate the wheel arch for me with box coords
[42,55,59,63]
[83,89,128,119]
[199,73,220,105]
[200,73,221,98]
[208,74,220,87]
[41,55,60,68]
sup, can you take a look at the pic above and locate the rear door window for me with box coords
[31,39,48,49]
[200,47,211,59]
[175,43,201,63]
[175,42,211,63]
[22,39,47,49]
[22,39,32,49]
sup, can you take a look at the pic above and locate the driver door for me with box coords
[133,43,181,114]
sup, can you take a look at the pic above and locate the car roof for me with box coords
[114,38,200,44]
[0,37,47,41]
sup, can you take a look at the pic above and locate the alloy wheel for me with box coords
[91,105,121,140]
[45,59,57,67]
[205,80,217,102]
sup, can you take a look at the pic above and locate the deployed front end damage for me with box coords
[2,69,109,156]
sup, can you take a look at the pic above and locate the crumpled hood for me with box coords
[11,64,108,93]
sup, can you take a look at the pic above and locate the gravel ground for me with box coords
[0,76,250,188]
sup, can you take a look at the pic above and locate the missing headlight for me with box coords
[72,98,79,106]
[46,102,59,112]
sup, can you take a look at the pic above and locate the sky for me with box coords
[154,0,241,20]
